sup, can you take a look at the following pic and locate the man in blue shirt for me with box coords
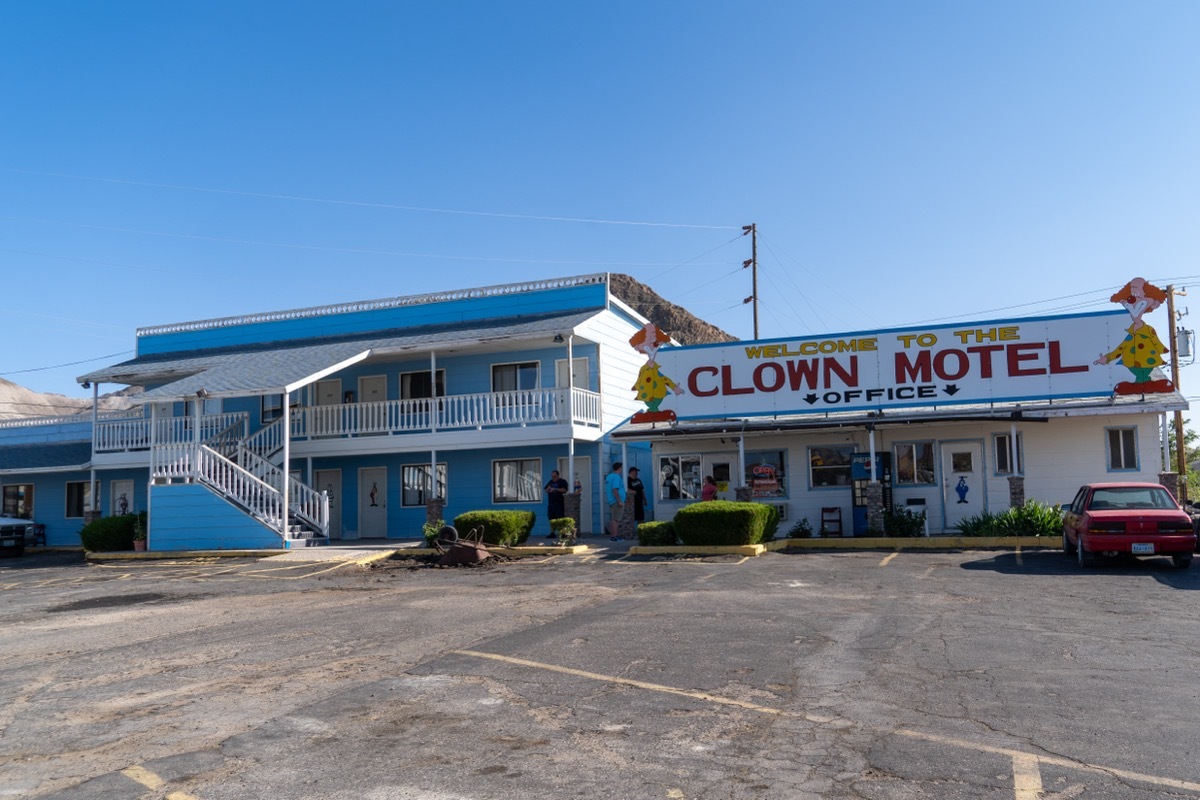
[605,462,627,540]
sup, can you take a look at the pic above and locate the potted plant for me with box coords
[132,517,147,552]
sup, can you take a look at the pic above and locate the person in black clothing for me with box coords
[543,470,569,537]
[627,466,646,524]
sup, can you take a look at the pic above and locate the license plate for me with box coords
[1131,542,1155,554]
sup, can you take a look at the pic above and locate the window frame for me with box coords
[492,458,542,503]
[401,463,447,506]
[2,483,35,519]
[261,391,299,423]
[658,454,702,501]
[65,480,98,518]
[993,432,1025,476]
[400,369,446,400]
[1106,426,1139,471]
[744,450,788,499]
[808,445,854,489]
[894,441,937,486]
[491,361,540,394]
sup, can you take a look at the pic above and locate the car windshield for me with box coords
[1088,487,1178,511]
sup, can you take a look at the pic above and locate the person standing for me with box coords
[627,466,646,526]
[701,475,718,502]
[543,470,569,538]
[605,462,626,540]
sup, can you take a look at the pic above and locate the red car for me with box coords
[1062,482,1196,569]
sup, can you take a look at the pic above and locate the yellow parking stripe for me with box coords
[880,552,898,566]
[1012,753,1042,800]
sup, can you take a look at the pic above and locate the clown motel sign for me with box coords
[654,310,1134,419]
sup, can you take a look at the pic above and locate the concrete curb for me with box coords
[629,536,1057,557]
[85,549,285,562]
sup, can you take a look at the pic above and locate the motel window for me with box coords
[1107,427,1138,471]
[2,484,34,519]
[659,455,701,501]
[895,443,936,485]
[262,391,299,423]
[492,362,539,393]
[809,446,853,488]
[493,458,541,503]
[400,370,445,400]
[745,451,787,498]
[402,463,447,506]
[66,481,98,518]
[994,433,1024,476]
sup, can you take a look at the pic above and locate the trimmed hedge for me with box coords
[80,512,146,552]
[674,501,774,547]
[636,520,677,546]
[452,510,536,546]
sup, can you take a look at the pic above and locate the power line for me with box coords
[1,350,132,377]
[6,167,739,230]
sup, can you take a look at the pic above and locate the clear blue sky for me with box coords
[3,2,1199,416]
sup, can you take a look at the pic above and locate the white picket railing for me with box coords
[292,387,601,439]
[194,445,286,532]
[95,412,248,453]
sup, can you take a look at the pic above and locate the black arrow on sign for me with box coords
[944,384,961,395]
[804,393,819,405]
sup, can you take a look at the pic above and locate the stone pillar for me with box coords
[1158,472,1180,502]
[1007,475,1026,508]
[734,486,752,502]
[619,498,636,538]
[83,510,101,526]
[425,496,446,529]
[864,482,883,536]
[564,493,582,536]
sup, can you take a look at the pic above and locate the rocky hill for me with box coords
[0,377,136,421]
[609,273,738,345]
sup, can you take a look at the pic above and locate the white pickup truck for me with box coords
[0,517,30,557]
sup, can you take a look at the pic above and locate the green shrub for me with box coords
[452,510,536,546]
[954,501,1062,537]
[788,517,814,538]
[636,520,677,546]
[760,503,781,541]
[550,516,577,542]
[674,501,773,546]
[80,512,145,552]
[422,518,445,547]
[883,506,926,537]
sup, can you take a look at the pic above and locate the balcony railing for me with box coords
[95,412,249,453]
[93,388,600,454]
[292,387,601,440]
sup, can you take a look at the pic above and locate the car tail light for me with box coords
[1087,521,1126,534]
[1157,520,1195,534]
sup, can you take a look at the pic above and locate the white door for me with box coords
[316,379,341,406]
[315,469,342,539]
[358,375,387,435]
[555,357,589,388]
[941,441,984,532]
[703,456,738,500]
[313,379,342,437]
[558,456,592,534]
[111,479,135,516]
[358,467,387,539]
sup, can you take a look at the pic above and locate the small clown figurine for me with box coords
[1095,277,1175,395]
[629,322,684,419]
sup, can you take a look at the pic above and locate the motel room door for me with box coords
[357,467,387,539]
[941,441,985,532]
[314,469,342,540]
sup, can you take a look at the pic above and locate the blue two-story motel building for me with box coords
[0,274,660,550]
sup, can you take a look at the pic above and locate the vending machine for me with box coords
[850,453,892,535]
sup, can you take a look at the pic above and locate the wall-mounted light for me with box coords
[553,334,564,344]
[196,388,210,399]
[81,381,91,389]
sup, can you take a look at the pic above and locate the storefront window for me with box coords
[809,446,852,488]
[745,450,787,498]
[2,484,34,519]
[658,455,701,501]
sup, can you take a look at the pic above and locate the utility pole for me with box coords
[1167,284,1188,502]
[742,223,758,339]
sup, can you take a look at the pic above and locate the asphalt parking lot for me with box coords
[1,546,1198,799]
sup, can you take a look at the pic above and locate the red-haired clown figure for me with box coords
[1095,277,1175,394]
[629,322,684,419]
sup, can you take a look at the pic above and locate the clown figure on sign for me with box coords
[1095,277,1175,395]
[629,322,684,423]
